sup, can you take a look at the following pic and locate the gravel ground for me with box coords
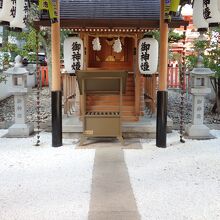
[168,90,220,129]
[0,87,51,124]
[1,88,220,129]
[0,130,95,220]
[125,130,220,220]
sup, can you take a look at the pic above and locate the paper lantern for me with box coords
[39,0,57,21]
[202,0,220,27]
[0,0,16,23]
[39,0,49,10]
[10,0,29,29]
[63,37,84,74]
[169,0,180,16]
[193,0,209,31]
[138,37,158,75]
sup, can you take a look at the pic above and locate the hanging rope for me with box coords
[179,25,186,143]
[35,31,40,146]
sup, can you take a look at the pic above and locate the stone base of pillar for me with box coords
[185,124,214,139]
[7,123,34,137]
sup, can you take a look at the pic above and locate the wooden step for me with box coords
[124,91,135,96]
[87,95,134,102]
[125,81,135,86]
[86,105,135,112]
[121,111,136,116]
[86,101,135,106]
[121,116,139,121]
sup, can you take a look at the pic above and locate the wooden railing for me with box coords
[62,73,76,115]
[143,74,158,113]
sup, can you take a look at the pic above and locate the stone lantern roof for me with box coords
[191,55,214,77]
[5,55,29,76]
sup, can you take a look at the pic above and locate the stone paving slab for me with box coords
[88,147,140,220]
[89,211,140,220]
[76,138,142,149]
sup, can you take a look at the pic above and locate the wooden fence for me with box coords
[167,66,190,91]
[143,74,157,113]
[62,73,76,115]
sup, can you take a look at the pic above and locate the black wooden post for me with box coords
[156,91,167,148]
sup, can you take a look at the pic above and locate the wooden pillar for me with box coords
[134,34,140,120]
[81,33,89,115]
[156,0,169,148]
[77,33,89,118]
[83,33,89,70]
[51,0,62,147]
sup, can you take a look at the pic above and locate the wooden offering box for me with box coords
[76,70,128,145]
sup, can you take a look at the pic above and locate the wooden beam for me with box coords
[83,33,89,70]
[34,19,188,29]
[134,33,140,118]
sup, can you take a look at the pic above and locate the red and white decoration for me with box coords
[10,0,29,29]
[63,37,84,73]
[193,0,209,31]
[0,0,16,23]
[138,37,158,75]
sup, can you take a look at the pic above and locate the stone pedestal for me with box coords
[185,89,212,139]
[185,124,210,139]
[8,123,34,137]
[7,95,34,137]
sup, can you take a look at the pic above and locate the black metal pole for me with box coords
[52,91,62,147]
[156,91,168,148]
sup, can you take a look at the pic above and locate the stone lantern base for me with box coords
[7,123,34,138]
[185,124,214,139]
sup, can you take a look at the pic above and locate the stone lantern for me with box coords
[185,55,214,139]
[5,55,34,137]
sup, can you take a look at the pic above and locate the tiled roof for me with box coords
[36,0,187,28]
[59,0,160,20]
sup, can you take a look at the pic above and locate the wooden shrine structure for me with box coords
[34,0,188,146]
